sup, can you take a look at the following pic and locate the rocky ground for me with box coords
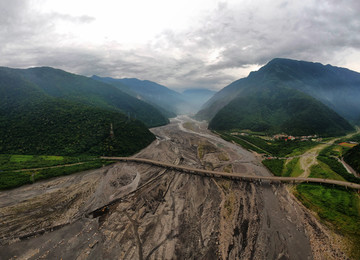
[0,116,349,259]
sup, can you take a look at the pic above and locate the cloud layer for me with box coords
[1,0,360,90]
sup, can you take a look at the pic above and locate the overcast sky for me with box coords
[1,0,360,91]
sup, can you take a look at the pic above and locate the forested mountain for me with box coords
[196,58,358,136]
[208,84,353,136]
[197,58,360,123]
[0,100,155,156]
[0,67,156,156]
[9,67,168,127]
[256,58,360,122]
[92,76,187,116]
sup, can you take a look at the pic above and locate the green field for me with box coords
[0,154,95,171]
[262,157,304,177]
[292,146,360,259]
[217,132,265,154]
[295,165,360,258]
[309,162,345,181]
[217,131,318,157]
[0,154,114,190]
[262,159,285,176]
[283,157,303,177]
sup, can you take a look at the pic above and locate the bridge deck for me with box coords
[102,157,360,190]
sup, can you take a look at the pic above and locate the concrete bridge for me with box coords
[102,157,360,190]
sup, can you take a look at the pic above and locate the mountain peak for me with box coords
[262,58,334,74]
[197,58,360,135]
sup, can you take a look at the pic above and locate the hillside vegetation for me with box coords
[209,85,353,136]
[197,58,359,136]
[0,67,156,156]
[6,66,169,127]
[0,99,155,156]
[198,58,360,123]
[344,144,360,175]
[218,131,318,157]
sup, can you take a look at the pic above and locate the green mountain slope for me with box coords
[0,67,156,156]
[0,68,44,108]
[197,58,360,123]
[0,100,155,156]
[209,85,353,136]
[12,67,168,127]
[257,58,360,122]
[196,77,252,121]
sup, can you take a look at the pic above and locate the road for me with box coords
[299,128,360,178]
[299,143,328,178]
[102,156,360,190]
[0,116,350,259]
[339,157,359,177]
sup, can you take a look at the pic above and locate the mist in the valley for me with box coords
[175,89,216,115]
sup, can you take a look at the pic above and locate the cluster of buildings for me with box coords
[230,131,323,142]
[273,134,321,142]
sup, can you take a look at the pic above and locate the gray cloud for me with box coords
[146,0,360,88]
[51,13,95,23]
[1,0,360,91]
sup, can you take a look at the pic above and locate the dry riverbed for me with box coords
[0,116,349,259]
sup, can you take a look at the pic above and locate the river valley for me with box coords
[0,116,348,259]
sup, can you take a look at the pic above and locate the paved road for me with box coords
[102,156,360,190]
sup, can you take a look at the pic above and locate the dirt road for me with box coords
[299,128,360,178]
[299,144,327,178]
[0,116,348,259]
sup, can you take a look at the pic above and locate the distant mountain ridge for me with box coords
[92,76,217,116]
[196,58,358,136]
[92,76,187,116]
